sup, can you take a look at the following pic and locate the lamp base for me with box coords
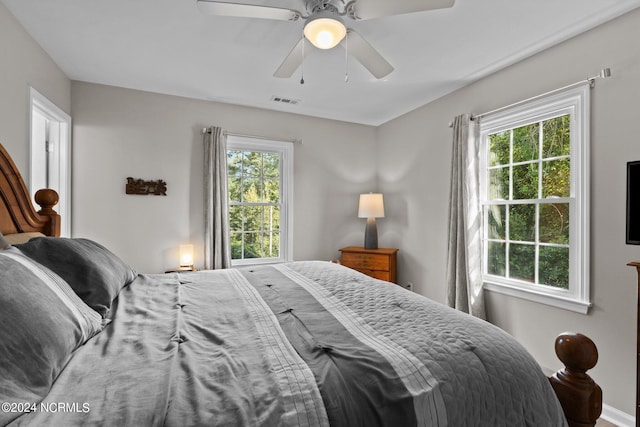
[364,217,378,249]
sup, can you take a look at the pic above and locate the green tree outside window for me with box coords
[485,114,570,289]
[228,149,281,261]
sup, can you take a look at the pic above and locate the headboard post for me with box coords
[0,143,61,237]
[35,189,61,236]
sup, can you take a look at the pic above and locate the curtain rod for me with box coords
[201,128,303,145]
[448,67,611,127]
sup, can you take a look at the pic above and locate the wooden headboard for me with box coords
[0,143,60,237]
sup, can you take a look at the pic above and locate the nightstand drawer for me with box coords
[353,268,391,281]
[341,252,390,271]
[339,246,398,283]
[366,270,391,282]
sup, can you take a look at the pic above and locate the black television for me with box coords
[627,160,640,245]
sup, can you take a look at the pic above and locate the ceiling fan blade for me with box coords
[348,0,455,20]
[274,38,309,78]
[343,30,393,79]
[197,1,301,21]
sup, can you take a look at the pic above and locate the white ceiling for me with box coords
[3,0,639,126]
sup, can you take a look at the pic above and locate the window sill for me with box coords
[231,258,290,268]
[484,281,591,314]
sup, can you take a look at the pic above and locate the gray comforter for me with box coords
[10,261,566,426]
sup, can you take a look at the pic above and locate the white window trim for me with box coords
[479,85,591,314]
[227,136,294,266]
[29,87,72,237]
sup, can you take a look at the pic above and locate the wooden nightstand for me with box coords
[339,246,398,283]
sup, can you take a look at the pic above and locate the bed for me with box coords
[0,143,601,426]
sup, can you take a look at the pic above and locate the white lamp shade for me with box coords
[304,17,346,50]
[358,193,385,218]
[179,244,194,267]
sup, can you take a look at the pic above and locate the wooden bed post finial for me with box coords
[549,332,602,427]
[34,189,59,213]
[34,189,61,237]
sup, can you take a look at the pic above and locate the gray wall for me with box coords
[70,82,377,273]
[377,8,640,416]
[0,2,70,173]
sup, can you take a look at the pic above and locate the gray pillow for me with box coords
[16,237,137,318]
[0,247,102,426]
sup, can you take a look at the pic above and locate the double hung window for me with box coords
[479,86,590,313]
[227,136,293,265]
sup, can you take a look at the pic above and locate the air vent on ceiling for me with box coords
[271,96,300,105]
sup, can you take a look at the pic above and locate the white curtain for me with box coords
[203,126,232,269]
[446,114,486,319]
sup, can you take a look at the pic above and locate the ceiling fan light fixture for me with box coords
[304,16,346,50]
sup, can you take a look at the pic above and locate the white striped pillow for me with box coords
[0,247,102,425]
[1,247,102,340]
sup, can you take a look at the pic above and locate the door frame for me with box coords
[29,87,72,237]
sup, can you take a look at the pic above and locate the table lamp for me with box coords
[179,244,194,270]
[358,193,384,249]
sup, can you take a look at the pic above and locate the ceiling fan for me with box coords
[197,0,455,80]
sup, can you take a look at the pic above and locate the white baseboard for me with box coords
[601,403,635,427]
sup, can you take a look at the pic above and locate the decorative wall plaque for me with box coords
[126,177,167,195]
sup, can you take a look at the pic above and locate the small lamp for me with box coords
[179,244,194,270]
[358,193,385,249]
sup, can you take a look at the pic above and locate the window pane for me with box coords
[509,244,535,282]
[512,123,539,163]
[489,167,509,200]
[243,152,262,177]
[265,205,280,231]
[539,246,569,289]
[509,204,535,242]
[243,232,263,259]
[539,203,569,244]
[512,163,538,199]
[489,131,510,166]
[244,206,263,232]
[227,150,243,176]
[229,205,243,231]
[228,176,242,202]
[542,159,570,198]
[230,232,243,259]
[487,205,505,240]
[258,207,277,232]
[542,115,570,158]
[487,241,506,276]
[263,232,280,258]
[264,178,280,203]
[243,177,262,202]
[263,153,280,177]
